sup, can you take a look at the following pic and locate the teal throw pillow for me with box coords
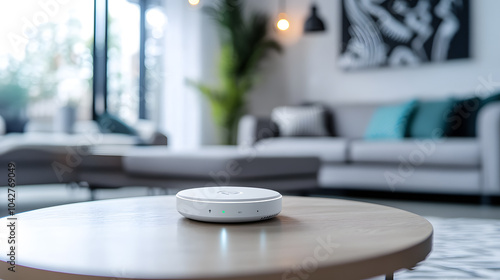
[364,100,417,140]
[408,99,455,138]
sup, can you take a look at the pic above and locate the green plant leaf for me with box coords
[189,0,282,144]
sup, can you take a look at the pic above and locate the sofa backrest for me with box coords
[328,103,379,139]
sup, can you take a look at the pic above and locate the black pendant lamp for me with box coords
[304,4,326,32]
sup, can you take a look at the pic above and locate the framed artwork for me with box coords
[339,0,470,70]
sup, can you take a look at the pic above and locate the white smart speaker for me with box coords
[176,186,282,223]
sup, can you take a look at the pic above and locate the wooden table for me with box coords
[0,196,432,280]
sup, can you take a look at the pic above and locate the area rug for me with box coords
[383,217,500,279]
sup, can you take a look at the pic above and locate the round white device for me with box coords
[176,186,282,223]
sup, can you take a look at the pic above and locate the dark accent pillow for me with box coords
[256,118,280,141]
[408,99,455,138]
[446,97,481,137]
[97,113,137,135]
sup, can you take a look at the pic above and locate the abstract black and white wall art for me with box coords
[339,0,470,70]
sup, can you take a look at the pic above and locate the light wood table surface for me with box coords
[0,196,432,280]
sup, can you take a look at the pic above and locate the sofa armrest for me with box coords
[478,102,500,195]
[237,115,278,146]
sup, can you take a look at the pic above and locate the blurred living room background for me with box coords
[1,0,499,146]
[1,0,500,199]
[1,1,500,279]
[1,0,500,196]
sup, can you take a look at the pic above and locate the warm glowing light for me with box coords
[146,8,166,28]
[276,13,290,31]
[188,0,200,5]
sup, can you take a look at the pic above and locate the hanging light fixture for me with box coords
[304,4,326,32]
[276,0,290,31]
[277,14,290,31]
[188,0,200,6]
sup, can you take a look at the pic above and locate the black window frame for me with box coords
[93,0,149,121]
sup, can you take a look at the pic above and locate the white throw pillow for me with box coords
[271,106,329,137]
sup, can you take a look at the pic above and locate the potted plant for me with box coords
[191,0,282,145]
[0,83,29,133]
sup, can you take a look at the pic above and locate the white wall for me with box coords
[160,0,500,146]
[244,0,500,116]
[160,0,219,148]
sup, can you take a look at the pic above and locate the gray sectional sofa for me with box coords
[0,132,141,185]
[237,102,500,196]
[0,130,320,194]
[4,102,500,198]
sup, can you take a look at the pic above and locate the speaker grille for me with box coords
[259,213,279,220]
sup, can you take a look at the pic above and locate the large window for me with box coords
[97,0,165,125]
[0,0,164,133]
[106,0,141,124]
[0,1,94,132]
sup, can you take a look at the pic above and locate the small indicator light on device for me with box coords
[222,211,225,214]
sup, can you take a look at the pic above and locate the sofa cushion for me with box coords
[349,139,480,167]
[256,137,348,163]
[124,146,319,179]
[319,165,480,194]
[364,100,417,140]
[408,99,455,138]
